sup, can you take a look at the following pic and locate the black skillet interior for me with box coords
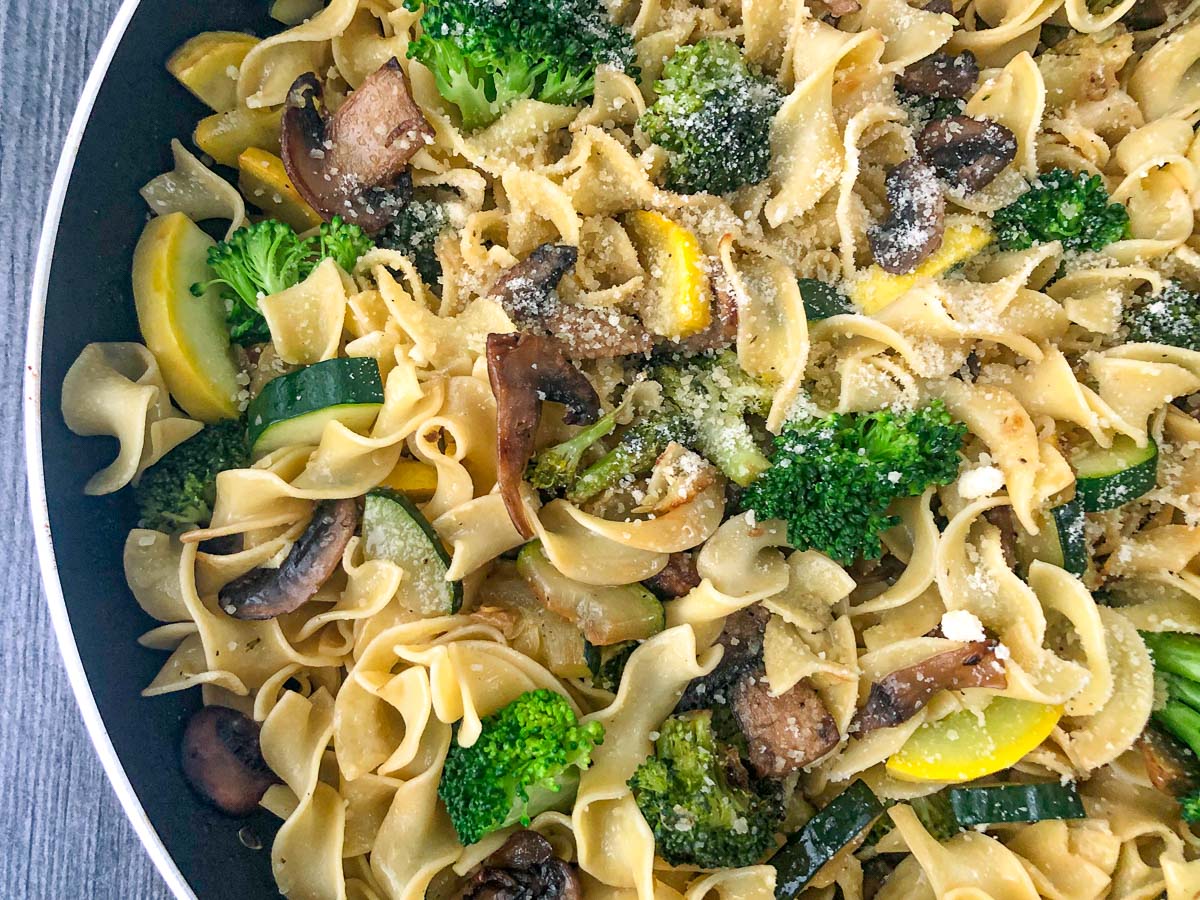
[40,2,287,896]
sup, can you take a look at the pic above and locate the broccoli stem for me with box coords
[527,409,621,491]
[1155,700,1200,759]
[568,413,691,503]
[1143,632,1200,683]
[1163,672,1200,715]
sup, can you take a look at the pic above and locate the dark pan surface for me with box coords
[39,2,286,896]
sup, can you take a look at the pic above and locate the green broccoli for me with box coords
[897,90,964,124]
[528,407,622,492]
[1182,791,1200,825]
[1125,282,1200,351]
[743,402,966,564]
[134,420,250,533]
[438,689,603,845]
[629,710,784,868]
[376,198,449,288]
[654,351,775,487]
[568,411,695,503]
[193,217,375,345]
[639,39,783,196]
[993,168,1130,253]
[593,641,636,693]
[404,0,636,132]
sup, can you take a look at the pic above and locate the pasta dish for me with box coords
[58,0,1200,895]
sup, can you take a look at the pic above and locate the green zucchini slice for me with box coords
[774,780,884,898]
[1016,498,1088,577]
[798,278,851,321]
[1073,435,1157,512]
[247,357,384,454]
[363,489,462,615]
[516,542,664,646]
[947,782,1085,827]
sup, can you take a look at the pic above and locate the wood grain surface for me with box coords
[1,0,171,896]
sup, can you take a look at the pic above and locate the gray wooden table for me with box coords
[1,0,171,896]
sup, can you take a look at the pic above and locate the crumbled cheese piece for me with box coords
[958,465,1005,499]
[940,609,987,642]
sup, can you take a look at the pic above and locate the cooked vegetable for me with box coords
[527,407,621,492]
[593,642,636,693]
[517,542,664,645]
[380,459,439,501]
[181,705,276,816]
[247,357,385,455]
[236,148,322,231]
[993,168,1130,252]
[132,212,242,421]
[628,710,785,868]
[886,698,1062,782]
[403,0,636,131]
[438,689,604,845]
[194,106,282,168]
[1124,281,1200,351]
[947,782,1085,826]
[916,115,1017,193]
[868,159,946,274]
[897,50,978,103]
[1071,434,1158,512]
[363,489,462,614]
[167,31,258,112]
[569,413,694,503]
[1016,498,1088,576]
[773,780,884,898]
[730,675,840,778]
[655,351,775,487]
[191,217,374,345]
[376,197,449,288]
[638,38,783,195]
[850,221,992,313]
[1140,632,1200,823]
[743,401,965,564]
[798,278,851,321]
[456,830,583,900]
[624,210,711,339]
[135,419,249,533]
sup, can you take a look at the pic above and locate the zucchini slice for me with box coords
[363,489,462,615]
[516,543,665,646]
[798,278,851,321]
[247,357,384,454]
[1016,498,1088,577]
[1073,435,1158,512]
[947,782,1085,826]
[774,780,884,898]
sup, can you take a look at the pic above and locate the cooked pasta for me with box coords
[62,0,1200,896]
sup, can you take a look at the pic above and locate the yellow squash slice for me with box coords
[237,148,322,231]
[625,209,711,340]
[132,213,241,422]
[886,697,1062,783]
[380,459,439,502]
[850,222,992,314]
[194,106,282,168]
[167,31,259,113]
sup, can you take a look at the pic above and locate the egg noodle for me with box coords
[60,0,1200,896]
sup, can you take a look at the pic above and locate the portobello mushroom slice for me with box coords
[898,50,979,100]
[850,640,1007,734]
[454,830,582,900]
[181,706,277,816]
[487,332,602,538]
[676,604,770,711]
[281,58,433,233]
[643,551,701,600]
[917,115,1017,193]
[1138,725,1200,797]
[730,674,841,778]
[867,159,946,274]
[219,497,359,620]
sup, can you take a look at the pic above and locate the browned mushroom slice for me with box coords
[850,640,1007,735]
[491,243,581,324]
[922,0,953,13]
[643,551,701,600]
[219,498,359,620]
[181,706,277,816]
[730,674,840,777]
[1138,726,1200,797]
[917,115,1018,193]
[454,830,582,900]
[280,59,432,232]
[487,332,602,538]
[677,604,771,712]
[867,159,946,274]
[898,51,979,100]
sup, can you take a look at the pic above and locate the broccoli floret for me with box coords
[897,90,964,124]
[743,402,965,564]
[993,168,1130,252]
[404,0,635,132]
[1181,790,1200,824]
[569,411,694,503]
[438,689,603,845]
[1125,282,1200,351]
[593,641,636,693]
[193,217,375,345]
[376,198,449,288]
[134,420,250,533]
[528,407,622,492]
[639,39,783,196]
[629,710,784,868]
[654,351,775,487]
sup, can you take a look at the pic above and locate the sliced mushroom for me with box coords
[867,159,946,274]
[219,498,359,620]
[898,50,979,100]
[917,115,1018,193]
[677,604,770,712]
[1138,725,1200,797]
[730,674,841,777]
[487,332,602,538]
[643,551,701,600]
[922,0,954,13]
[454,830,582,900]
[281,59,433,233]
[489,244,655,360]
[982,505,1018,569]
[850,640,1007,734]
[181,706,277,816]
